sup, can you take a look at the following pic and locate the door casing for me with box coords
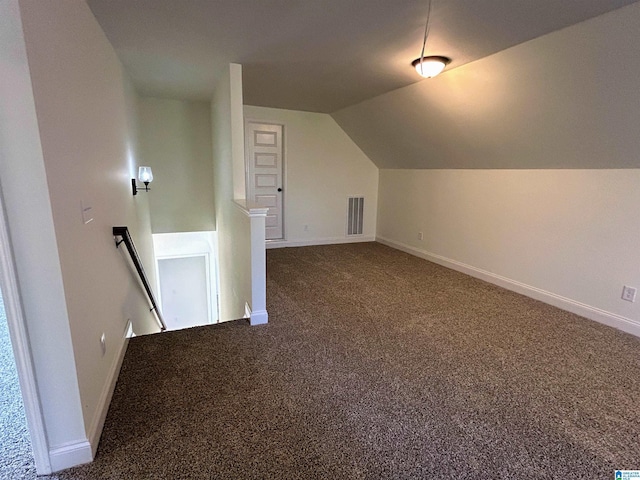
[244,120,286,241]
[0,188,51,474]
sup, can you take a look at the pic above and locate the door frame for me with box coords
[244,119,287,242]
[0,188,51,474]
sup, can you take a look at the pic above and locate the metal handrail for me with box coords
[113,226,166,331]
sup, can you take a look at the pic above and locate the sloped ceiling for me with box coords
[331,2,640,169]
[87,0,639,113]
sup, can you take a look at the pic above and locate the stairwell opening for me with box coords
[152,231,220,332]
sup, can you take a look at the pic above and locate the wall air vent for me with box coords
[347,197,364,236]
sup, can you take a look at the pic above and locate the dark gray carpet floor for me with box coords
[0,291,36,480]
[34,243,640,478]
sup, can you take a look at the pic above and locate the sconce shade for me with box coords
[138,166,153,184]
[132,166,153,195]
[412,56,451,78]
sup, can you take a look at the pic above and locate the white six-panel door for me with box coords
[245,121,284,240]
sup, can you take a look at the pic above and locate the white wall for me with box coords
[0,0,86,469]
[244,106,379,247]
[153,231,219,327]
[377,169,640,334]
[138,97,215,233]
[7,0,160,469]
[158,256,209,330]
[212,64,253,321]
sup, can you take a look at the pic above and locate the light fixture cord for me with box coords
[419,0,432,76]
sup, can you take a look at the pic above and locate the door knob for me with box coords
[277,188,282,192]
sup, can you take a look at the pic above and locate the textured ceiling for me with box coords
[87,0,640,113]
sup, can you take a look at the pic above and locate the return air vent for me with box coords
[347,197,364,236]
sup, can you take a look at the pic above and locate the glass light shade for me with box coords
[138,166,153,184]
[412,56,451,78]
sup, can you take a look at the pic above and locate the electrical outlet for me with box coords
[418,231,424,241]
[622,286,637,303]
[100,333,106,356]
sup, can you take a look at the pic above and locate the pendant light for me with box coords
[412,56,451,78]
[412,0,450,78]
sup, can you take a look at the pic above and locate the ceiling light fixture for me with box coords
[413,0,451,78]
[412,56,451,78]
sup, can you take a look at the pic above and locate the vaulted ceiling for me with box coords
[87,0,639,113]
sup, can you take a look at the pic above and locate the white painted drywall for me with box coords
[332,2,640,169]
[158,256,209,330]
[153,231,219,325]
[137,97,215,233]
[377,169,640,330]
[244,106,379,246]
[212,64,253,321]
[231,76,247,201]
[0,0,86,463]
[16,0,160,466]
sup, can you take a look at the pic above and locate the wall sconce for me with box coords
[132,166,153,195]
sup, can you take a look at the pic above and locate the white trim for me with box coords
[0,191,51,474]
[250,309,268,326]
[248,212,268,325]
[244,118,287,241]
[233,199,269,217]
[243,289,268,327]
[232,199,269,326]
[48,440,92,473]
[266,235,376,249]
[212,234,221,323]
[281,123,287,241]
[377,236,640,338]
[86,319,132,456]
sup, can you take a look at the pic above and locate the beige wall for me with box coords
[138,97,215,233]
[331,3,640,334]
[333,2,640,169]
[212,64,252,321]
[244,106,379,246]
[377,169,640,329]
[14,0,160,464]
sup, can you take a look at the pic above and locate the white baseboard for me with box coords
[376,236,640,338]
[86,320,132,457]
[49,439,93,473]
[250,309,268,326]
[266,235,375,249]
